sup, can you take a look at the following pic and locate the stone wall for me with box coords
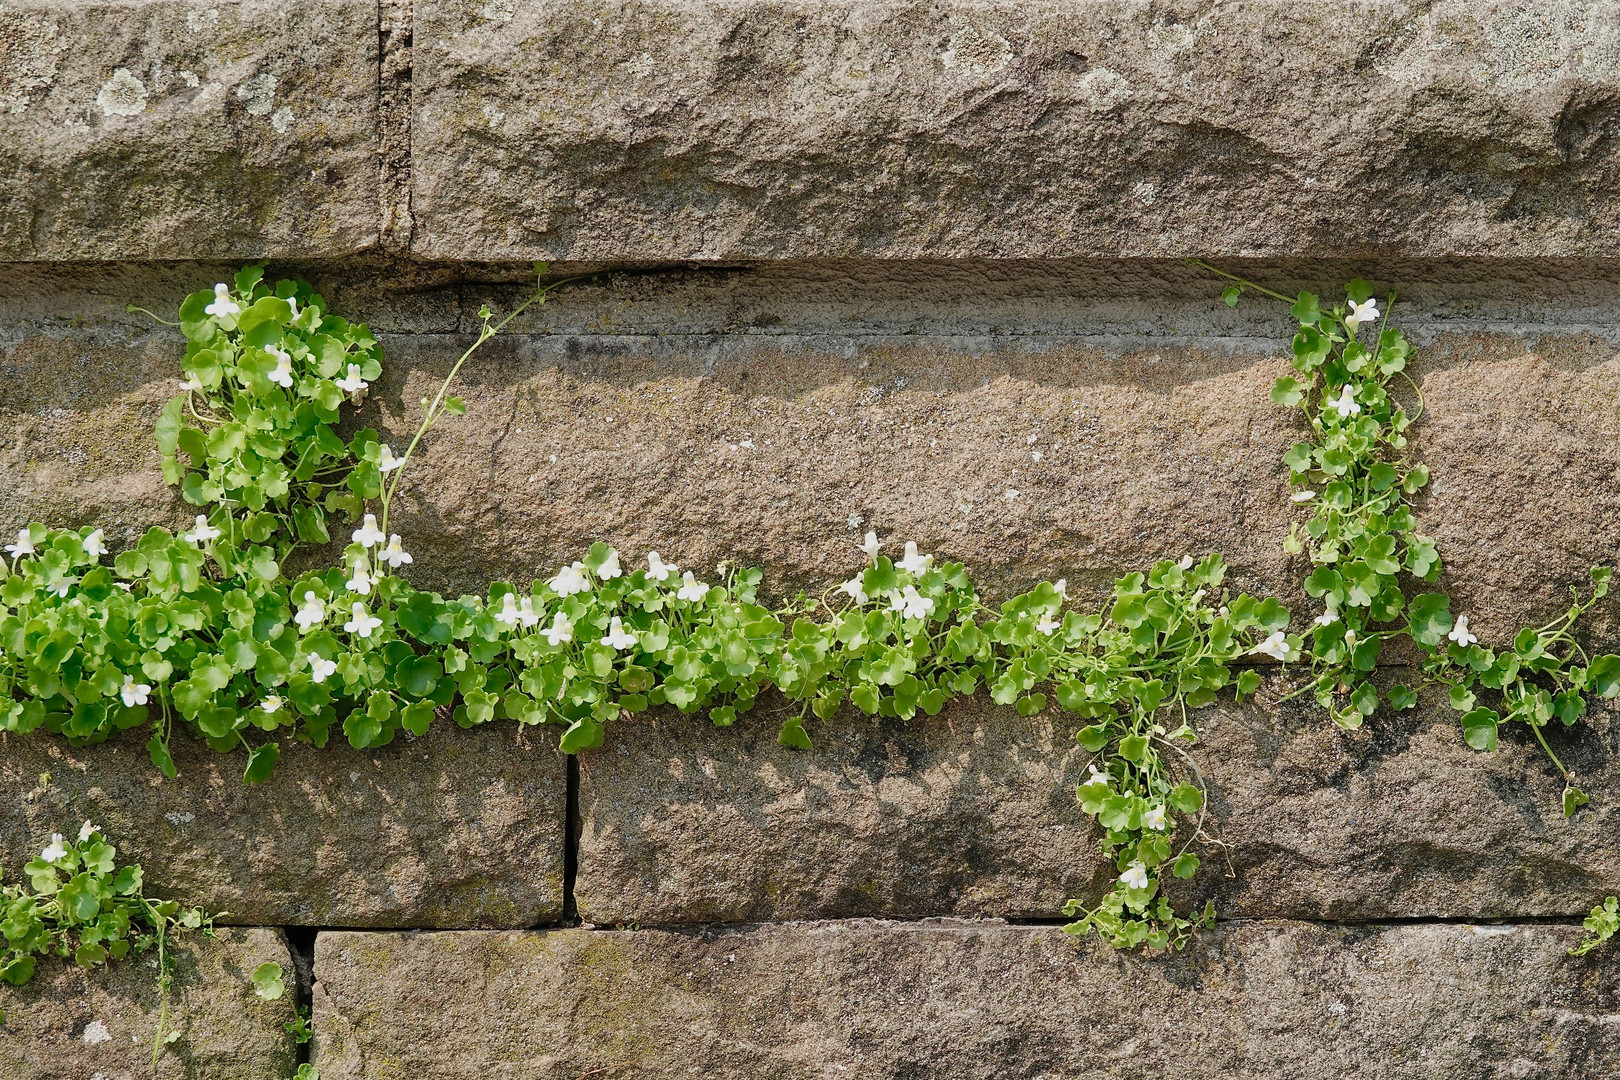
[3,2,1620,1077]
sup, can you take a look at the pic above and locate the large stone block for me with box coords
[309,920,1620,1079]
[411,0,1620,260]
[576,685,1620,925]
[0,927,296,1080]
[0,0,378,259]
[0,721,568,928]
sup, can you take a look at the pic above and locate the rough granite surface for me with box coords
[0,722,567,928]
[412,0,1620,260]
[0,928,296,1080]
[309,921,1620,1079]
[0,0,379,259]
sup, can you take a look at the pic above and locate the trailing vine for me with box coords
[0,264,1614,962]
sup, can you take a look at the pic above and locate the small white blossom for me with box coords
[600,615,638,651]
[40,834,67,863]
[861,530,882,559]
[517,596,541,628]
[260,695,283,714]
[1344,297,1380,333]
[120,674,151,707]
[266,346,294,388]
[380,535,413,569]
[81,529,108,559]
[343,602,383,638]
[1080,764,1110,789]
[1120,861,1150,891]
[351,514,386,548]
[345,560,374,596]
[285,296,300,319]
[1142,804,1167,832]
[1178,555,1195,571]
[375,445,405,473]
[47,577,77,598]
[205,283,240,319]
[294,591,326,632]
[1313,607,1340,628]
[542,612,574,646]
[646,551,676,582]
[179,375,204,392]
[182,515,220,544]
[899,541,932,575]
[1291,490,1317,503]
[597,548,623,580]
[1448,615,1478,648]
[1343,628,1358,649]
[5,529,36,558]
[838,576,869,605]
[1250,630,1297,662]
[308,655,337,683]
[677,571,708,603]
[335,364,369,394]
[889,584,935,620]
[549,562,590,597]
[1036,614,1061,635]
[1053,578,1068,601]
[1329,384,1361,419]
[495,593,521,627]
[77,820,99,843]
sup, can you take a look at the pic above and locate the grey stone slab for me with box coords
[0,721,568,928]
[0,927,296,1080]
[0,0,378,259]
[309,920,1620,1079]
[411,0,1620,260]
[575,686,1620,925]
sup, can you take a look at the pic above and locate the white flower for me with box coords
[1053,578,1068,601]
[517,596,541,628]
[205,283,240,319]
[1343,628,1358,649]
[549,562,590,597]
[1142,804,1167,831]
[495,593,521,627]
[861,531,881,559]
[294,591,326,632]
[542,612,573,646]
[1250,630,1297,662]
[5,529,35,558]
[351,514,386,548]
[838,576,869,605]
[899,541,932,576]
[600,615,638,651]
[179,375,204,393]
[1120,861,1150,891]
[1313,607,1340,628]
[888,584,935,620]
[1329,384,1361,419]
[597,547,623,580]
[285,296,300,319]
[308,655,337,683]
[375,445,405,473]
[77,820,99,843]
[677,571,708,603]
[267,346,294,388]
[646,551,676,582]
[81,529,107,559]
[1344,297,1380,333]
[46,578,77,598]
[260,695,283,714]
[1036,614,1061,635]
[40,834,67,863]
[182,514,220,544]
[1448,615,1478,648]
[345,560,374,596]
[1178,555,1195,571]
[1080,764,1110,789]
[120,674,151,707]
[343,602,383,638]
[335,364,369,394]
[380,535,413,569]
[1291,490,1317,503]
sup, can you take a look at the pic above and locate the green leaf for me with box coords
[1386,684,1418,711]
[1460,707,1499,752]
[1118,734,1148,762]
[243,742,280,783]
[444,396,467,416]
[1167,783,1203,814]
[1407,593,1452,647]
[1172,853,1200,879]
[1075,724,1110,752]
[1350,682,1378,717]
[777,719,813,750]
[1345,278,1375,304]
[147,735,178,779]
[155,396,185,455]
[1564,786,1590,818]
[1587,655,1620,698]
[1221,285,1242,307]
[251,961,286,1001]
[1291,292,1320,325]
[1269,377,1304,407]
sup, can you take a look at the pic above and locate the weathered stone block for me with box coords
[0,0,378,259]
[0,927,296,1080]
[411,0,1620,260]
[310,920,1620,1079]
[576,686,1620,925]
[0,721,567,928]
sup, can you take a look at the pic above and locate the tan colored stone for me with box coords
[0,721,567,928]
[0,0,378,259]
[0,928,296,1080]
[310,920,1620,1079]
[411,0,1620,260]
